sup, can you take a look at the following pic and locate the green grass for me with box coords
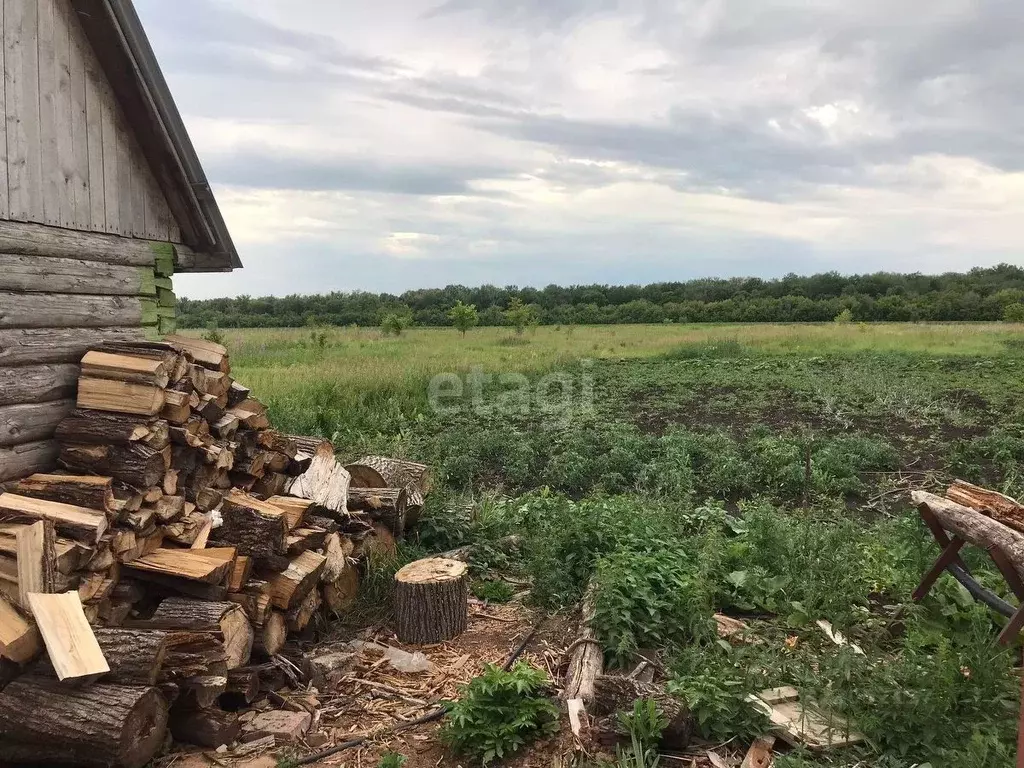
[214,322,1024,766]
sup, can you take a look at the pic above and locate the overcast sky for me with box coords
[134,0,1024,299]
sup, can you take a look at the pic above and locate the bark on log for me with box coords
[146,599,253,670]
[0,440,58,482]
[0,364,79,407]
[394,558,468,644]
[0,400,75,447]
[564,582,603,706]
[59,442,166,489]
[219,490,287,559]
[347,487,407,538]
[5,474,115,513]
[55,408,166,447]
[0,677,168,768]
[0,327,143,367]
[946,480,1024,535]
[912,491,1024,580]
[36,628,169,685]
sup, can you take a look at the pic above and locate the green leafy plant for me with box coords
[202,323,224,344]
[472,579,516,603]
[441,662,559,765]
[834,308,854,323]
[376,752,408,768]
[616,699,668,768]
[504,298,536,335]
[449,301,480,336]
[381,312,411,336]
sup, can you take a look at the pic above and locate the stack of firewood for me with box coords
[0,335,433,766]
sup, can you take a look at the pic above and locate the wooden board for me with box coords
[27,591,109,682]
[747,687,863,749]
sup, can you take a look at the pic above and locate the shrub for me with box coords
[440,662,559,765]
[472,579,515,603]
[202,323,225,344]
[834,308,854,323]
[381,313,411,336]
[1003,303,1024,323]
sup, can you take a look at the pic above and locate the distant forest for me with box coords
[179,264,1024,328]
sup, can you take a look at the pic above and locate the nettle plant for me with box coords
[440,662,560,765]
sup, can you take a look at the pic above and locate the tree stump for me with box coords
[394,558,468,644]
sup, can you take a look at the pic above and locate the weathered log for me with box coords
[0,400,75,447]
[347,487,407,537]
[219,490,287,559]
[591,675,693,749]
[287,586,322,633]
[322,566,360,615]
[912,491,1024,580]
[160,631,228,682]
[394,558,468,644]
[0,327,142,367]
[177,675,228,709]
[223,667,261,706]
[0,364,79,407]
[56,408,166,447]
[0,255,155,295]
[287,446,350,516]
[59,442,166,489]
[0,219,167,264]
[268,551,326,610]
[5,473,115,513]
[564,581,603,706]
[0,292,150,329]
[0,678,168,768]
[0,440,59,482]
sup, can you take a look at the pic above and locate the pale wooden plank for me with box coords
[83,54,103,230]
[5,0,43,221]
[67,0,88,229]
[0,399,75,447]
[100,83,119,234]
[36,0,61,227]
[52,0,73,227]
[0,0,10,218]
[27,591,109,682]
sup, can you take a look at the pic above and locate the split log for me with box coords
[227,381,251,407]
[267,495,313,530]
[177,675,228,709]
[0,493,107,544]
[160,631,227,682]
[287,443,350,516]
[347,487,407,537]
[77,378,166,416]
[0,678,168,768]
[222,667,260,706]
[27,592,110,683]
[912,491,1024,580]
[394,558,468,644]
[144,599,253,670]
[322,566,360,615]
[170,707,240,748]
[6,473,115,513]
[0,594,40,663]
[564,581,603,706]
[321,532,354,583]
[164,335,230,373]
[591,675,693,749]
[287,586,322,633]
[219,490,287,559]
[161,390,192,424]
[59,442,166,489]
[37,628,169,685]
[346,455,433,495]
[254,611,287,657]
[81,351,170,388]
[268,551,326,610]
[56,409,166,447]
[126,547,235,585]
[15,520,55,607]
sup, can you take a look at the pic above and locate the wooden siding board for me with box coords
[52,0,74,227]
[37,0,61,226]
[100,82,119,234]
[83,55,103,231]
[67,0,89,229]
[115,110,131,236]
[0,0,8,217]
[5,0,43,221]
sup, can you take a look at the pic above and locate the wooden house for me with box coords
[0,0,241,481]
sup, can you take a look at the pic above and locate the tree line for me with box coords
[179,264,1024,329]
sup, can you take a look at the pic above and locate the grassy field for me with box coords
[208,322,1024,767]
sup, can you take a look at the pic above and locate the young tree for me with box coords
[504,298,535,335]
[448,301,479,336]
[381,313,411,337]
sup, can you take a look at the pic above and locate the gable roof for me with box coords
[70,0,242,272]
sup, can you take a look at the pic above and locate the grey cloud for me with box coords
[205,151,514,196]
